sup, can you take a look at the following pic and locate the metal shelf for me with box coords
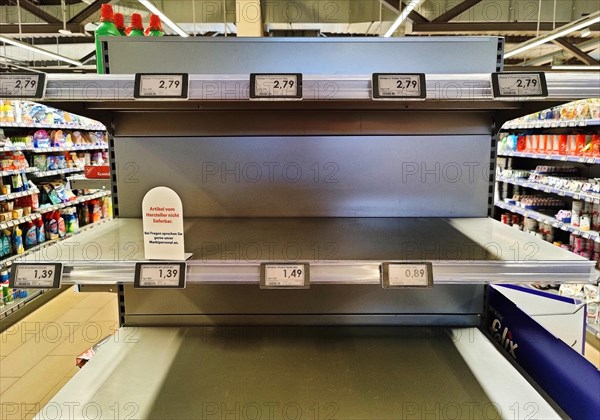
[0,188,39,202]
[68,176,111,191]
[0,290,44,320]
[40,73,600,105]
[0,122,105,131]
[0,144,108,153]
[18,217,596,285]
[498,150,600,164]
[501,119,600,130]
[30,167,84,177]
[497,176,600,204]
[0,167,38,177]
[495,200,600,242]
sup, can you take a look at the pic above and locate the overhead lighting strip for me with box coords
[138,0,189,38]
[383,0,425,38]
[0,35,83,67]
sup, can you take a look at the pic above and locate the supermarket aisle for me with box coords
[0,287,119,420]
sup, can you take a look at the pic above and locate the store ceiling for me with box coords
[0,0,598,72]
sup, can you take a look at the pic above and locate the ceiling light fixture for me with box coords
[138,0,189,38]
[504,11,600,58]
[0,35,83,67]
[383,0,425,38]
[552,65,600,70]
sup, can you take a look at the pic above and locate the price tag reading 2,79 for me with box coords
[134,73,189,100]
[249,74,302,100]
[372,73,426,99]
[381,262,433,288]
[134,262,186,288]
[491,72,548,98]
[0,73,47,99]
[9,263,62,289]
[260,263,310,289]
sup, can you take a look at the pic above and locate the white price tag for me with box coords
[10,263,62,289]
[250,74,302,100]
[0,73,46,99]
[260,263,309,288]
[372,73,426,99]
[134,262,186,288]
[382,262,432,288]
[134,74,188,99]
[491,72,547,98]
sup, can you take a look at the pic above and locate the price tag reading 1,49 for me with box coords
[9,263,62,289]
[134,73,189,99]
[0,73,46,99]
[134,262,186,288]
[491,72,548,98]
[372,73,426,99]
[382,262,433,288]
[249,74,302,100]
[260,263,310,289]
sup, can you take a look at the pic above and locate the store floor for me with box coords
[0,287,119,420]
[0,288,598,420]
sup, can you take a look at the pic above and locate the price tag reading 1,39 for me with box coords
[0,73,46,99]
[372,73,426,99]
[249,73,302,100]
[134,262,186,288]
[9,263,62,289]
[134,73,189,100]
[260,263,310,289]
[382,262,433,288]
[491,72,548,99]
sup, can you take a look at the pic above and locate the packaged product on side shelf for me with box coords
[559,283,600,324]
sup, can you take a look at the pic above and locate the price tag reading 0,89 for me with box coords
[134,74,189,99]
[491,72,548,98]
[260,263,310,288]
[9,263,62,289]
[382,262,433,288]
[372,73,426,99]
[134,263,186,288]
[250,74,302,100]
[0,74,46,99]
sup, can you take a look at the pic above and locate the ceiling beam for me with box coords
[432,0,483,23]
[10,0,61,24]
[380,0,430,24]
[412,22,600,33]
[0,23,85,34]
[552,38,600,65]
[68,0,111,24]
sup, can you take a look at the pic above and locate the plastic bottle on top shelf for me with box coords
[128,13,145,36]
[114,13,127,36]
[145,14,164,36]
[94,4,121,74]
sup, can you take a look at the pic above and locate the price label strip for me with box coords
[491,72,548,99]
[9,263,62,289]
[0,73,47,99]
[372,73,426,100]
[249,74,302,100]
[260,263,310,289]
[134,262,186,288]
[381,262,433,288]
[134,73,189,100]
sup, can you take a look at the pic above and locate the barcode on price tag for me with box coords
[134,73,189,99]
[134,262,186,288]
[491,72,548,98]
[372,73,426,99]
[260,263,310,289]
[9,263,62,289]
[382,262,433,288]
[0,73,46,99]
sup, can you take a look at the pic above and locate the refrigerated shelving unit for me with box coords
[12,38,599,420]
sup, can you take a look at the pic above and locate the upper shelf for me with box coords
[39,73,600,110]
[17,217,596,285]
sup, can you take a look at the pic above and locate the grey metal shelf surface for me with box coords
[498,150,600,164]
[68,176,111,191]
[501,118,600,130]
[0,289,44,320]
[41,73,600,104]
[18,217,596,285]
[35,326,563,420]
[497,175,600,204]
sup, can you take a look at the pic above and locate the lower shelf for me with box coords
[0,289,43,320]
[35,327,563,420]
